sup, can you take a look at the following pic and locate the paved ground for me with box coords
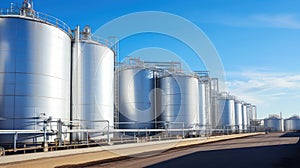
[1,132,298,168]
[78,133,300,168]
[0,133,260,167]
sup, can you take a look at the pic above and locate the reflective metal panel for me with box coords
[159,74,199,129]
[217,97,235,130]
[248,105,257,121]
[210,92,219,129]
[0,17,71,143]
[284,116,300,131]
[72,39,114,140]
[198,82,206,129]
[264,117,284,132]
[234,101,243,132]
[242,103,248,131]
[118,67,155,129]
[246,104,252,126]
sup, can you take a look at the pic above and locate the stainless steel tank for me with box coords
[284,116,300,131]
[197,77,211,131]
[264,116,284,132]
[118,67,155,129]
[0,13,71,143]
[217,94,235,131]
[246,104,252,126]
[198,81,206,130]
[159,73,199,129]
[210,92,219,129]
[72,26,114,140]
[242,103,248,131]
[249,105,257,121]
[234,100,243,132]
[253,105,257,120]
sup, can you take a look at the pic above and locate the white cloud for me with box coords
[226,70,300,117]
[202,13,300,29]
[251,14,300,29]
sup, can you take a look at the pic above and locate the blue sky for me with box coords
[1,0,300,119]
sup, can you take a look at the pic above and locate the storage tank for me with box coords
[159,73,199,129]
[251,105,257,121]
[210,93,219,129]
[0,4,71,143]
[246,104,252,126]
[242,103,248,132]
[72,26,114,141]
[198,81,206,130]
[217,93,235,131]
[234,100,243,132]
[264,115,284,132]
[284,116,300,131]
[197,77,211,131]
[118,67,155,129]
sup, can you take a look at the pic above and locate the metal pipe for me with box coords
[107,121,110,144]
[14,132,18,152]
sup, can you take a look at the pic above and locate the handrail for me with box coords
[90,34,114,48]
[0,7,71,34]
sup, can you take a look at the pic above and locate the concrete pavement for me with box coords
[0,133,264,168]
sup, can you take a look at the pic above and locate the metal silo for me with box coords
[264,115,284,132]
[284,116,300,131]
[246,104,252,126]
[210,95,219,129]
[234,100,243,132]
[198,81,207,130]
[197,75,211,131]
[118,66,155,129]
[217,93,235,131]
[0,3,71,143]
[71,26,115,141]
[242,102,248,132]
[209,78,219,129]
[251,105,257,121]
[159,73,199,129]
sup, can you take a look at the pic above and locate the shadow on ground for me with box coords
[145,133,300,168]
[280,131,300,138]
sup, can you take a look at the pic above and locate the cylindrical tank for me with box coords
[251,105,257,121]
[210,92,219,129]
[246,104,252,126]
[72,26,114,140]
[118,67,155,129]
[234,100,243,132]
[204,80,211,130]
[217,94,235,131]
[284,116,300,131]
[264,116,284,132]
[242,103,248,131]
[0,14,71,143]
[198,81,206,130]
[159,74,199,129]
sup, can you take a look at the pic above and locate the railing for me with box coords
[0,7,71,34]
[90,34,115,48]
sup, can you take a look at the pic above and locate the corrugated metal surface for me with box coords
[264,116,284,132]
[284,116,300,131]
